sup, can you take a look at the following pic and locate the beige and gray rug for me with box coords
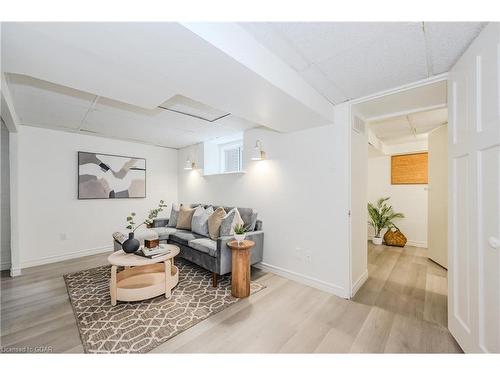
[64,258,265,353]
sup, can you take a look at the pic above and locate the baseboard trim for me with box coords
[254,262,349,299]
[405,240,428,248]
[368,236,427,249]
[351,269,368,298]
[19,245,113,269]
[10,267,21,277]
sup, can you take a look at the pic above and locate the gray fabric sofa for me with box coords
[113,204,264,286]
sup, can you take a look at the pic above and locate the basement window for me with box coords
[203,132,245,176]
[220,141,243,173]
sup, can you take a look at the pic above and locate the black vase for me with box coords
[122,232,140,253]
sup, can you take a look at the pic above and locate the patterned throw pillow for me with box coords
[167,203,181,227]
[191,206,213,236]
[176,206,196,230]
[220,207,244,236]
[208,207,227,240]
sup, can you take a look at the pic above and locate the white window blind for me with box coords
[220,141,243,173]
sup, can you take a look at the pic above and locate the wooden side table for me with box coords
[228,240,255,298]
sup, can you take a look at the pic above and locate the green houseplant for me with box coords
[367,197,404,245]
[233,223,246,245]
[122,200,167,253]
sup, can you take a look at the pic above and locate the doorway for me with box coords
[348,78,456,349]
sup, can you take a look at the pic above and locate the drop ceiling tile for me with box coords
[272,22,421,64]
[85,98,252,149]
[7,74,94,129]
[317,24,428,98]
[425,22,486,74]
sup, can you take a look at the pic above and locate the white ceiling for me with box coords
[6,73,255,149]
[2,22,334,143]
[241,22,486,103]
[1,22,484,148]
[369,107,448,145]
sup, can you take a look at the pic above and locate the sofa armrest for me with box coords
[153,218,169,228]
[217,231,264,275]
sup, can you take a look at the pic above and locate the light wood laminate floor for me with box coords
[0,243,461,353]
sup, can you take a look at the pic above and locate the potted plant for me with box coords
[367,197,404,245]
[233,223,246,245]
[122,200,167,253]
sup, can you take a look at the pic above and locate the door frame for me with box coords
[347,73,449,297]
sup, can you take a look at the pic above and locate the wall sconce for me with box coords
[251,140,266,161]
[184,158,196,170]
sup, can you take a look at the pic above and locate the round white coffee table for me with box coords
[107,245,180,306]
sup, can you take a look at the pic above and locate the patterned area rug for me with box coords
[64,258,265,353]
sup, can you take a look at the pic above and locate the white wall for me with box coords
[1,120,11,270]
[427,125,448,268]
[367,151,428,248]
[16,126,178,268]
[177,105,351,298]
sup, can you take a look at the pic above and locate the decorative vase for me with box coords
[122,232,140,253]
[234,233,246,245]
[372,236,383,245]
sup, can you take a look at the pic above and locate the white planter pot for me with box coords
[234,233,246,244]
[372,236,383,245]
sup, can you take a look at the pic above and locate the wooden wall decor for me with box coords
[391,152,428,184]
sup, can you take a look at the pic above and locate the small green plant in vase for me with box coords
[122,200,167,253]
[367,197,404,245]
[233,223,247,245]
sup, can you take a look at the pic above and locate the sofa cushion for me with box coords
[176,205,196,230]
[208,207,226,240]
[167,203,181,228]
[151,227,177,241]
[169,230,205,246]
[220,207,244,236]
[191,205,213,236]
[188,238,218,257]
[221,206,257,231]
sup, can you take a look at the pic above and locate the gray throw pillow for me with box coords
[167,203,181,228]
[220,207,244,236]
[191,206,213,236]
[247,210,258,232]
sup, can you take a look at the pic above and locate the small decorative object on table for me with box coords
[145,238,160,249]
[383,225,407,247]
[233,223,246,245]
[367,197,404,246]
[122,200,168,253]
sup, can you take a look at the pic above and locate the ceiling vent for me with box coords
[352,116,365,134]
[159,95,230,122]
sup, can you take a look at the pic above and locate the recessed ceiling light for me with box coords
[159,95,230,122]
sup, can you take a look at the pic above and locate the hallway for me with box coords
[352,243,460,352]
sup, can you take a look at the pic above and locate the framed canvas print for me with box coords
[391,152,428,185]
[78,152,146,199]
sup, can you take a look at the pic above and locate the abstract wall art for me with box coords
[78,152,146,199]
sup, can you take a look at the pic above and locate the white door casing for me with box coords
[448,23,500,353]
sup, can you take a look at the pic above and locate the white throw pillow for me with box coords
[220,207,244,236]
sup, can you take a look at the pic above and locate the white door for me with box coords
[428,125,448,268]
[448,23,500,353]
